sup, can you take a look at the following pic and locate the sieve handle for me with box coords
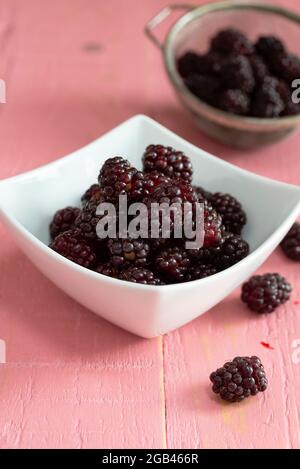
[145,4,194,49]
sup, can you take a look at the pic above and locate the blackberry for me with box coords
[94,261,119,278]
[154,246,191,283]
[255,35,285,58]
[215,233,249,270]
[241,273,292,314]
[281,223,300,261]
[249,55,269,83]
[177,51,201,78]
[98,156,138,203]
[119,266,163,285]
[220,55,255,93]
[185,74,220,105]
[81,184,103,207]
[252,77,284,117]
[75,201,104,241]
[210,356,268,402]
[186,263,217,281]
[107,237,150,268]
[143,144,193,183]
[197,51,223,75]
[209,192,247,234]
[219,89,250,116]
[270,52,300,82]
[193,185,212,201]
[49,206,81,240]
[49,229,96,268]
[211,28,254,56]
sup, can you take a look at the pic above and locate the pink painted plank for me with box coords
[0,0,300,449]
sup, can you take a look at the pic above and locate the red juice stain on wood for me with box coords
[260,341,274,350]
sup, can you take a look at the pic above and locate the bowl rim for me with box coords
[1,114,300,291]
[163,1,300,129]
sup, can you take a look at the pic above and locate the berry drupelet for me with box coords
[209,192,247,235]
[281,222,300,261]
[143,144,193,183]
[49,206,81,240]
[241,273,292,314]
[107,237,150,268]
[154,246,191,283]
[49,229,96,268]
[210,356,268,403]
[75,200,104,241]
[252,77,284,118]
[119,266,163,285]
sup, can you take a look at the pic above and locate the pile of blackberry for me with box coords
[178,29,300,117]
[49,144,249,285]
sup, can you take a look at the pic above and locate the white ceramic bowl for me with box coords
[1,115,300,338]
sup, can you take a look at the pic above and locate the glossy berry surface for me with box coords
[281,223,300,261]
[49,206,81,240]
[210,356,268,403]
[209,192,247,235]
[119,266,163,285]
[49,229,96,268]
[143,144,193,183]
[241,273,292,314]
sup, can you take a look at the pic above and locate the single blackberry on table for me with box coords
[281,223,300,261]
[49,229,96,268]
[177,51,201,78]
[249,55,269,83]
[98,156,139,203]
[185,74,220,105]
[209,192,247,234]
[154,246,191,283]
[255,35,285,58]
[210,356,268,403]
[219,89,250,116]
[186,263,217,281]
[211,28,254,56]
[49,206,81,240]
[241,273,292,314]
[94,261,119,278]
[81,184,103,207]
[143,144,193,183]
[220,55,255,93]
[119,266,163,285]
[269,52,300,82]
[107,237,150,268]
[252,77,284,117]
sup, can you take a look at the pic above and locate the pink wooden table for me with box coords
[0,0,300,449]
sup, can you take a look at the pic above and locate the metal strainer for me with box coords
[145,1,300,148]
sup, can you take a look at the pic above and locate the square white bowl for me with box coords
[1,115,300,338]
